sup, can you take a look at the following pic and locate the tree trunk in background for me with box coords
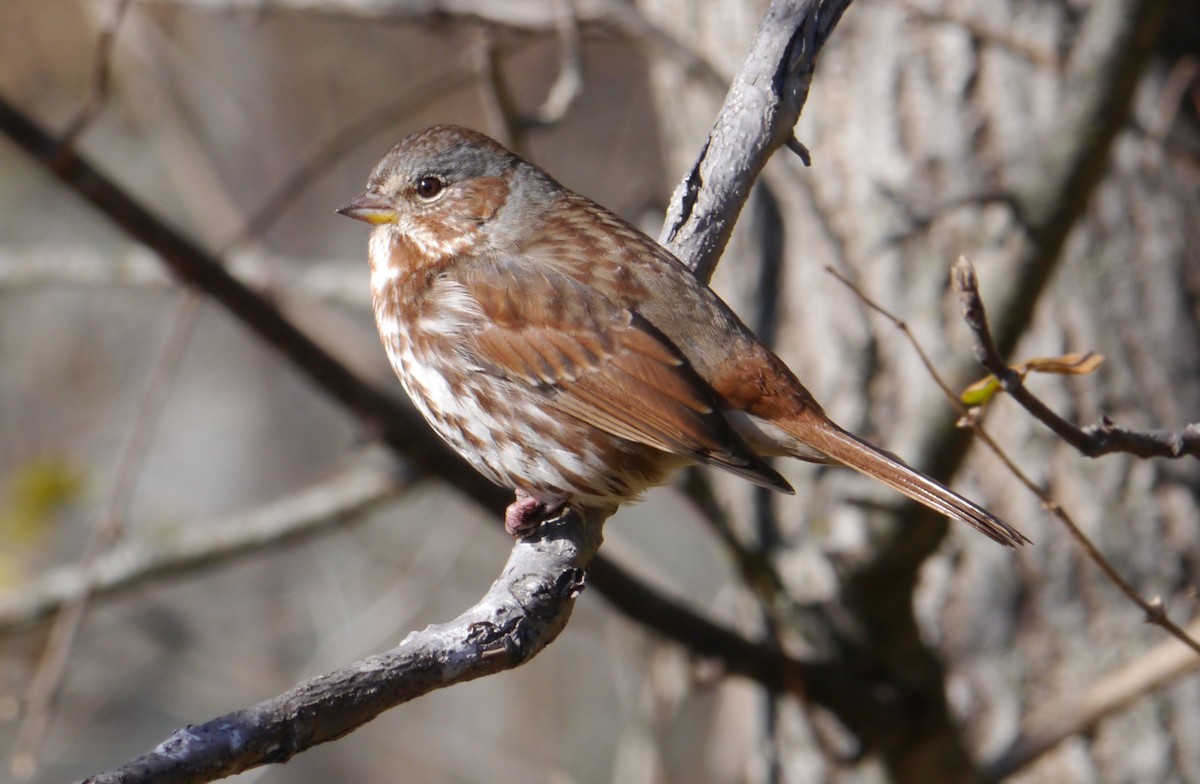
[642,0,1199,781]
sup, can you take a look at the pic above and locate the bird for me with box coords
[338,125,1028,547]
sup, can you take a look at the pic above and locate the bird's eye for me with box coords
[415,175,445,200]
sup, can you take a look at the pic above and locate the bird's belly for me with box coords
[389,342,677,507]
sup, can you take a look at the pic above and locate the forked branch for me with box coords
[952,257,1200,459]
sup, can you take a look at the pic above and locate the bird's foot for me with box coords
[504,490,565,538]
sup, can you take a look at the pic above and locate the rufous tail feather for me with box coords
[782,413,1029,547]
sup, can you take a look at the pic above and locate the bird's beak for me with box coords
[337,191,396,225]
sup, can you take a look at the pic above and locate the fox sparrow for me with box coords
[338,125,1027,547]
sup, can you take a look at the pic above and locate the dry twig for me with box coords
[828,263,1200,767]
[952,257,1200,459]
[58,0,133,152]
[831,262,1200,656]
[529,0,584,126]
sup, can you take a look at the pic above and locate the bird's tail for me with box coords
[781,411,1029,547]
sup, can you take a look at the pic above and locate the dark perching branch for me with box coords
[952,257,1200,460]
[81,510,604,784]
[659,0,853,283]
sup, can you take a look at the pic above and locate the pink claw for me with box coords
[504,490,563,537]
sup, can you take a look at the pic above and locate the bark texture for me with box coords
[642,0,1198,781]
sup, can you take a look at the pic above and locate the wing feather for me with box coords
[457,262,793,493]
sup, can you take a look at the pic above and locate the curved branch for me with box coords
[81,508,604,784]
[953,257,1200,459]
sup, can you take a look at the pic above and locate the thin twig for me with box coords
[827,263,1200,661]
[528,0,584,126]
[471,26,522,153]
[58,0,133,153]
[952,257,1200,459]
[588,0,728,90]
[824,267,962,404]
[895,0,1061,68]
[1149,55,1200,140]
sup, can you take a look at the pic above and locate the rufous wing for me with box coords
[456,261,794,494]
